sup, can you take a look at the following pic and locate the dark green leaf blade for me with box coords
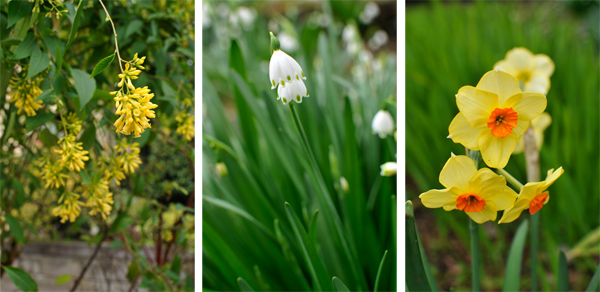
[374,250,389,292]
[65,0,83,52]
[7,0,33,28]
[502,219,529,292]
[11,33,36,60]
[89,53,115,79]
[237,278,256,292]
[405,201,432,292]
[558,250,569,292]
[26,112,54,132]
[332,277,351,292]
[12,180,26,209]
[70,68,96,110]
[586,263,600,292]
[4,215,25,244]
[26,47,50,79]
[78,123,96,150]
[3,266,38,292]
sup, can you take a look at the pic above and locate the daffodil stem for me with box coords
[496,168,524,189]
[470,219,481,292]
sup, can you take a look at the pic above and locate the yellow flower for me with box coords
[54,135,89,172]
[494,47,554,94]
[175,112,195,141]
[513,112,552,154]
[448,69,547,169]
[52,191,83,223]
[419,154,518,223]
[113,87,158,138]
[498,167,564,224]
[38,157,68,189]
[115,140,142,174]
[83,180,114,220]
[8,76,44,116]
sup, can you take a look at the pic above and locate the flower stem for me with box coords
[496,168,524,189]
[98,0,124,73]
[470,219,481,291]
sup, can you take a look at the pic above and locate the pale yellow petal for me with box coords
[469,168,518,210]
[476,70,522,106]
[532,112,552,132]
[534,54,555,76]
[519,182,544,201]
[448,113,483,150]
[498,199,530,224]
[505,47,536,72]
[524,74,550,95]
[478,131,518,169]
[504,92,547,121]
[494,60,512,73]
[419,188,459,210]
[439,155,477,192]
[534,130,544,151]
[513,120,531,136]
[466,200,497,224]
[541,167,564,191]
[513,137,525,154]
[456,86,498,127]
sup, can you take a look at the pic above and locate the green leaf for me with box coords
[89,53,115,79]
[230,40,246,80]
[374,250,388,292]
[4,215,25,244]
[1,38,22,46]
[11,33,36,60]
[2,266,38,292]
[308,209,319,247]
[285,202,333,291]
[7,0,33,28]
[133,127,151,147]
[557,250,569,292]
[586,263,600,292]
[78,123,96,150]
[26,47,50,79]
[116,216,134,233]
[405,201,432,292]
[92,89,114,100]
[65,0,83,52]
[79,169,91,184]
[332,277,351,291]
[126,20,144,39]
[55,274,72,285]
[38,128,57,147]
[237,278,256,292]
[502,219,529,292]
[26,111,54,132]
[12,180,26,209]
[170,253,182,275]
[70,68,96,110]
[109,239,123,250]
[55,40,63,74]
[202,196,274,240]
[35,89,55,103]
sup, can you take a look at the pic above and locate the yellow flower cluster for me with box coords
[52,191,83,223]
[175,111,195,141]
[54,113,89,172]
[8,74,44,116]
[83,180,114,220]
[115,139,142,174]
[111,54,158,138]
[31,0,69,19]
[38,158,68,189]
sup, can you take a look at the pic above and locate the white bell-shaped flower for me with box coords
[380,162,397,177]
[277,79,308,105]
[269,32,306,90]
[371,110,395,138]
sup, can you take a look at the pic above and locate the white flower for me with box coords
[380,162,397,177]
[371,110,395,138]
[269,50,306,89]
[359,2,380,24]
[340,177,349,193]
[277,79,308,104]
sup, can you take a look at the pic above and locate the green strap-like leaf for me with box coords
[586,263,600,292]
[3,266,38,292]
[202,196,275,241]
[65,0,83,52]
[237,278,256,292]
[4,215,25,244]
[332,277,351,291]
[502,219,529,292]
[557,250,569,292]
[405,201,432,292]
[89,53,115,79]
[374,250,389,292]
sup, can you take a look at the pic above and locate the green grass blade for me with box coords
[285,202,333,291]
[374,250,388,292]
[558,250,569,292]
[237,277,256,292]
[308,209,320,247]
[503,219,529,291]
[405,201,432,292]
[585,263,600,292]
[332,277,350,292]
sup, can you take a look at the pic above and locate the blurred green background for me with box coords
[406,0,599,291]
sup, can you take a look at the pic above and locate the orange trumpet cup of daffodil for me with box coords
[419,154,518,224]
[498,167,564,224]
[448,69,547,169]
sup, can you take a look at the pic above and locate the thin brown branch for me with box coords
[69,229,109,292]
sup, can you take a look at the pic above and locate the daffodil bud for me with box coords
[380,162,397,177]
[216,162,228,177]
[371,110,395,138]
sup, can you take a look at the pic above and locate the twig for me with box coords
[69,229,109,292]
[98,0,124,73]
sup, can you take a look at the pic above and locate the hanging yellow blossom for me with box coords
[498,167,563,224]
[52,191,83,223]
[176,111,195,141]
[114,139,141,174]
[55,135,90,172]
[494,47,554,94]
[38,158,68,189]
[513,112,552,154]
[7,75,43,116]
[419,154,518,223]
[448,69,547,169]
[83,180,114,220]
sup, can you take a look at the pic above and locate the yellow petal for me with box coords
[504,92,547,121]
[513,136,525,154]
[512,120,531,136]
[456,86,498,127]
[519,182,544,201]
[469,168,518,210]
[498,199,530,224]
[466,200,497,223]
[534,54,555,76]
[476,69,522,106]
[541,167,564,191]
[525,74,550,95]
[493,60,510,73]
[532,112,552,132]
[505,47,536,72]
[439,155,477,192]
[448,113,483,150]
[478,131,518,169]
[419,188,459,210]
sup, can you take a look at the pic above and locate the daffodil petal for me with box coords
[419,188,459,209]
[504,92,547,122]
[519,182,544,202]
[541,167,564,191]
[505,47,536,72]
[468,168,518,210]
[439,155,477,192]
[448,113,483,150]
[466,200,497,224]
[532,112,552,132]
[456,86,498,127]
[525,74,550,95]
[476,70,522,106]
[534,54,555,76]
[512,120,531,136]
[478,131,518,169]
[513,137,525,154]
[494,60,509,72]
[534,130,544,151]
[498,199,530,224]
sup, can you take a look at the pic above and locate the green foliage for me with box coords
[503,219,529,291]
[2,265,38,292]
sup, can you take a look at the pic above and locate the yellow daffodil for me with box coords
[498,167,564,223]
[419,154,518,224]
[494,47,554,94]
[448,69,547,169]
[513,112,551,154]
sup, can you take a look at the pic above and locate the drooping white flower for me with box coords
[277,79,308,105]
[380,162,397,177]
[371,110,395,138]
[269,50,306,89]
